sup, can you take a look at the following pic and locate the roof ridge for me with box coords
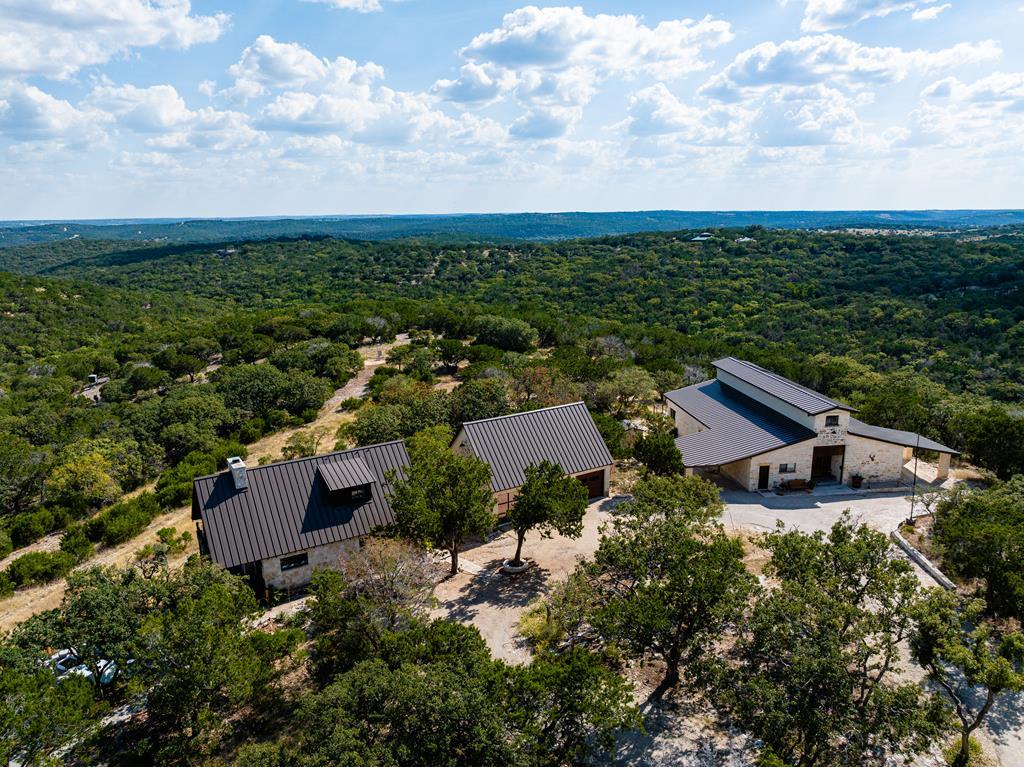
[192,439,407,482]
[460,400,586,427]
[714,357,844,411]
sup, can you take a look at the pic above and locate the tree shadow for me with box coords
[443,557,552,622]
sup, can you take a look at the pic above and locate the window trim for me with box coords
[280,552,309,572]
[825,415,840,427]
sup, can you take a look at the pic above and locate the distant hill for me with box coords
[2,209,1023,247]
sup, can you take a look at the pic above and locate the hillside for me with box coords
[2,209,1024,247]
[2,229,1021,401]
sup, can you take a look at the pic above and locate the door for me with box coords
[577,470,606,500]
[757,465,770,490]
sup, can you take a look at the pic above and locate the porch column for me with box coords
[935,452,951,482]
[684,467,694,477]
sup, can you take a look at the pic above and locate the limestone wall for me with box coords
[844,434,905,485]
[262,538,360,591]
[670,407,706,437]
[741,440,816,490]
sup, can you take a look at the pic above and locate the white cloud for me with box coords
[223,35,384,101]
[0,0,228,80]
[302,0,383,12]
[460,7,733,81]
[922,72,1024,109]
[432,64,508,105]
[912,3,951,21]
[619,83,732,142]
[86,83,265,150]
[799,0,918,31]
[0,81,101,141]
[702,34,1000,101]
[509,106,581,139]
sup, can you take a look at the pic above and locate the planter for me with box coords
[501,559,530,574]
[851,476,863,489]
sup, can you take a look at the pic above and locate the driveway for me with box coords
[434,485,1019,765]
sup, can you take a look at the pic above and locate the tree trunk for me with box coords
[663,644,681,686]
[512,530,526,566]
[449,546,459,576]
[952,730,971,767]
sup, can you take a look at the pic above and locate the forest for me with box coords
[0,227,1022,765]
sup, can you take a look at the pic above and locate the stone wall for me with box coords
[844,434,905,485]
[720,457,752,489]
[261,538,361,591]
[741,440,816,490]
[670,407,706,437]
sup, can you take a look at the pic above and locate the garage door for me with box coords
[577,470,606,500]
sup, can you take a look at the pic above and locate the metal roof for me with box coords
[665,380,816,467]
[192,441,409,569]
[712,357,856,415]
[457,402,613,493]
[848,418,958,455]
[317,456,377,492]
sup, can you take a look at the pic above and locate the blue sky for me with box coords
[1,0,1022,218]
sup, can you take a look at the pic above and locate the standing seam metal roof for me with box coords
[458,402,613,492]
[191,440,409,569]
[712,357,856,415]
[665,380,817,467]
[317,456,377,491]
[848,418,958,454]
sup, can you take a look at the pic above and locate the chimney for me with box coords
[227,456,248,490]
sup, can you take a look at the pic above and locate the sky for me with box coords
[1,0,1022,218]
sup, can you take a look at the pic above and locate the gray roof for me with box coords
[317,455,377,492]
[713,357,856,415]
[457,402,612,492]
[192,441,409,569]
[666,380,816,467]
[848,418,958,455]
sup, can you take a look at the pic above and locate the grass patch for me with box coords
[943,735,994,767]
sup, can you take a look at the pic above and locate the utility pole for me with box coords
[907,430,921,524]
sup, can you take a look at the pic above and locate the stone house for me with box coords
[191,441,409,593]
[451,402,613,515]
[663,358,957,492]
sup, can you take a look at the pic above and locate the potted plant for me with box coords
[851,474,863,489]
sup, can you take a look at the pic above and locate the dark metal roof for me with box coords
[317,456,377,492]
[848,418,958,455]
[665,380,816,467]
[192,441,409,569]
[713,357,856,415]
[457,402,613,493]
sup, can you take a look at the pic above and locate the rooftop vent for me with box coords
[227,456,248,491]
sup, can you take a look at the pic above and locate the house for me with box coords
[663,358,957,492]
[191,441,410,592]
[451,402,613,515]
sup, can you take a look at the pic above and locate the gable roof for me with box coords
[457,402,612,492]
[317,456,377,492]
[192,441,409,569]
[848,418,958,455]
[666,380,816,467]
[713,357,856,415]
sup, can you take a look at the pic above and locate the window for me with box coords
[669,408,677,419]
[825,415,840,427]
[779,463,796,474]
[349,485,370,503]
[280,553,308,571]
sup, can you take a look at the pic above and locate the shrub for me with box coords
[590,412,630,460]
[0,529,12,560]
[633,432,684,476]
[6,551,76,588]
[338,397,364,412]
[8,509,55,548]
[85,493,161,547]
[60,523,95,562]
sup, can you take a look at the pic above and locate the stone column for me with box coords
[935,452,951,482]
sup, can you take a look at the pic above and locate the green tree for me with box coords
[448,377,510,430]
[507,460,587,567]
[473,314,538,352]
[140,560,261,762]
[589,474,752,686]
[911,590,1024,767]
[45,451,121,515]
[509,648,641,766]
[434,338,467,370]
[932,477,1024,620]
[0,434,46,518]
[0,672,94,767]
[633,431,684,476]
[729,519,944,766]
[594,367,657,418]
[390,425,494,575]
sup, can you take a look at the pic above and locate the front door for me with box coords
[757,465,770,490]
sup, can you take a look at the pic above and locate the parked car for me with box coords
[47,649,121,687]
